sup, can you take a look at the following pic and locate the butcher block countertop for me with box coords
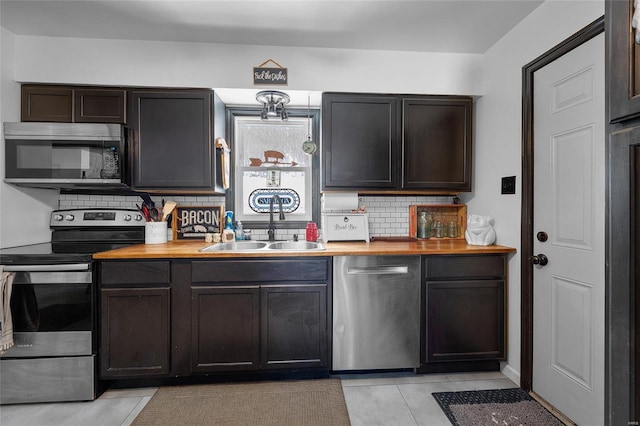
[93,238,516,260]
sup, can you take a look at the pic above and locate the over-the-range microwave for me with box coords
[3,122,128,189]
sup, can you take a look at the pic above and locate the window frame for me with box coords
[225,106,320,230]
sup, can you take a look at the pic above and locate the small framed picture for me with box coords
[267,169,281,187]
[172,205,224,240]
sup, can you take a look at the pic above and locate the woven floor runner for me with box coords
[132,378,350,426]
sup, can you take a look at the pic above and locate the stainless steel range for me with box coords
[0,208,144,404]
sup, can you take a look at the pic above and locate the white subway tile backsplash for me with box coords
[56,194,451,239]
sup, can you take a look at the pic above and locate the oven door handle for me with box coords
[2,263,91,272]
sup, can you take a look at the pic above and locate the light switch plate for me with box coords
[501,176,516,194]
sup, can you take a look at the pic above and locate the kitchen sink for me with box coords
[200,241,269,252]
[266,241,324,251]
[199,240,325,252]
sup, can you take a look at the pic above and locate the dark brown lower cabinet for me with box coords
[261,285,327,369]
[189,284,328,374]
[99,258,331,380]
[100,287,170,378]
[188,258,330,375]
[191,286,260,372]
[99,261,171,379]
[421,254,507,372]
[426,280,504,362]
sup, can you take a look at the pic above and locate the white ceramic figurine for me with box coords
[465,215,496,246]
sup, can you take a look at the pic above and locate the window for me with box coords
[226,107,320,229]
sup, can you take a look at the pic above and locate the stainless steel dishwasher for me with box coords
[333,255,421,370]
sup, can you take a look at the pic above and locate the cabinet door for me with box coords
[21,85,73,122]
[190,286,260,372]
[129,91,218,191]
[403,98,472,191]
[322,93,398,189]
[609,0,640,122]
[261,285,328,369]
[425,280,505,362]
[100,287,170,378]
[74,89,126,123]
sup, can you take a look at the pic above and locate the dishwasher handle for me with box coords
[347,265,409,275]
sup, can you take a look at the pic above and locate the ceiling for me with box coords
[0,0,545,106]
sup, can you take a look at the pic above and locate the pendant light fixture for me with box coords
[256,90,290,121]
[302,93,317,155]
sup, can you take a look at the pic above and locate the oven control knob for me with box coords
[123,214,132,221]
[134,214,144,221]
[53,214,64,221]
[64,214,74,221]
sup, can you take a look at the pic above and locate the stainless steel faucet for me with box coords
[268,195,285,242]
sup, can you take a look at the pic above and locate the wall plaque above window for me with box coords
[253,59,288,85]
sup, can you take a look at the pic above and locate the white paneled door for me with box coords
[532,33,604,425]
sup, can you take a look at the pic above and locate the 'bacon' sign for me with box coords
[172,205,224,240]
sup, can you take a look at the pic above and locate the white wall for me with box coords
[463,0,604,383]
[12,36,483,97]
[0,25,59,249]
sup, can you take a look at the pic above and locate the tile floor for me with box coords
[0,371,517,426]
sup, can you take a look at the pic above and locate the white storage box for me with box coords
[322,213,370,242]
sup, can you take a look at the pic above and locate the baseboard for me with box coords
[500,362,520,386]
[417,360,500,374]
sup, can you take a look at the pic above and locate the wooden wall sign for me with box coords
[253,59,288,85]
[172,205,224,240]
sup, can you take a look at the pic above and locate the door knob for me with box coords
[532,254,549,266]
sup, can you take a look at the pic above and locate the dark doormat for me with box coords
[432,388,564,426]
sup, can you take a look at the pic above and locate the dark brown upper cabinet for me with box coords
[74,89,126,123]
[128,89,225,194]
[322,92,472,193]
[322,93,399,189]
[609,0,640,123]
[403,98,472,191]
[21,85,126,123]
[21,85,73,122]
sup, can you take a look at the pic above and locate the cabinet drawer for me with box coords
[425,255,505,279]
[100,261,170,286]
[191,258,330,284]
